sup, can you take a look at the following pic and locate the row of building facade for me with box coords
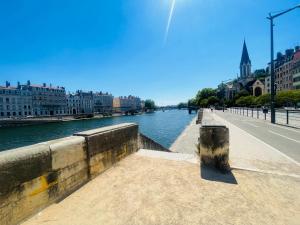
[0,81,144,118]
[219,41,300,101]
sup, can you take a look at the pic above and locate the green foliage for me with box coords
[255,94,271,106]
[234,89,250,100]
[235,96,256,106]
[187,98,197,107]
[234,90,300,107]
[207,96,219,106]
[276,90,300,107]
[195,88,216,104]
[144,99,155,109]
[177,102,188,109]
[199,99,208,107]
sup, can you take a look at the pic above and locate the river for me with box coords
[0,110,195,151]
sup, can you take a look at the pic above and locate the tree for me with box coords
[199,99,208,107]
[235,96,256,107]
[234,89,250,100]
[207,96,219,106]
[144,99,155,110]
[255,94,270,106]
[177,102,188,109]
[276,90,300,107]
[195,88,217,105]
[188,98,197,107]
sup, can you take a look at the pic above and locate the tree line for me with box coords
[180,88,300,108]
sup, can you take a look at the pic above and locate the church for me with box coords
[221,40,266,100]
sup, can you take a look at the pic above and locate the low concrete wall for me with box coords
[74,123,139,178]
[138,133,170,152]
[196,109,204,124]
[0,123,138,225]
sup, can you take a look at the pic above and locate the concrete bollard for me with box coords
[198,125,230,172]
[196,109,204,124]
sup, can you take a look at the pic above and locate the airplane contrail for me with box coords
[164,0,176,45]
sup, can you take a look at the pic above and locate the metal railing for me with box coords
[228,107,300,128]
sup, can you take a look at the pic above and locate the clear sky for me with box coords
[0,0,299,106]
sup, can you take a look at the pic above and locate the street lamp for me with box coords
[267,4,300,124]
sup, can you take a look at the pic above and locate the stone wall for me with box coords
[74,123,138,178]
[0,123,138,225]
[138,133,170,152]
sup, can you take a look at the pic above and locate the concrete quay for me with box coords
[172,109,300,177]
[170,117,199,154]
[22,151,299,225]
[1,114,300,225]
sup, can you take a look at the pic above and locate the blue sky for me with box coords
[0,0,299,105]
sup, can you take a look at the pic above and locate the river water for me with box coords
[0,110,195,151]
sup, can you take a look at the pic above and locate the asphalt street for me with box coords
[216,110,300,163]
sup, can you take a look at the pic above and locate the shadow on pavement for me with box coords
[200,164,238,185]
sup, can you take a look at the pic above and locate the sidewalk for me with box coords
[22,152,300,225]
[170,117,199,154]
[20,112,300,225]
[211,111,300,177]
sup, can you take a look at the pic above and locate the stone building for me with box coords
[67,90,93,115]
[251,79,265,97]
[275,49,294,92]
[0,82,33,118]
[0,81,67,118]
[93,92,113,114]
[20,81,67,116]
[264,76,271,94]
[113,96,142,113]
[292,47,300,90]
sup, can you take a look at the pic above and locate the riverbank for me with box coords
[0,113,125,128]
[21,151,300,225]
[170,109,300,176]
[0,110,195,151]
[170,117,198,154]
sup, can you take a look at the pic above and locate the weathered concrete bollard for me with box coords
[198,125,230,172]
[196,109,204,124]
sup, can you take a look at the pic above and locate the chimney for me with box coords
[5,81,10,88]
[50,83,52,88]
[17,81,20,88]
[43,83,46,87]
[27,80,31,86]
[295,46,300,52]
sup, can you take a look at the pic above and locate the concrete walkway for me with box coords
[22,152,300,225]
[171,109,300,177]
[170,117,199,154]
[21,112,300,225]
[211,111,300,177]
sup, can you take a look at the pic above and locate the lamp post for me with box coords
[267,4,300,124]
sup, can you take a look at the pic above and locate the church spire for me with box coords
[240,40,252,78]
[240,40,251,65]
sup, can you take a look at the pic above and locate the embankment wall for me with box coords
[0,123,138,225]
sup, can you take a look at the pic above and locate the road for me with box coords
[216,110,300,163]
